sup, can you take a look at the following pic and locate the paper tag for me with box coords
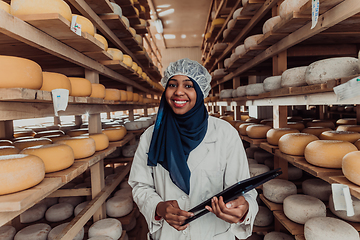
[311,0,320,29]
[331,183,354,217]
[333,76,360,101]
[70,15,82,36]
[51,89,69,116]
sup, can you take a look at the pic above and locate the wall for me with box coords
[160,47,202,72]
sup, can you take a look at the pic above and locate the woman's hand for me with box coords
[205,196,249,224]
[156,200,194,231]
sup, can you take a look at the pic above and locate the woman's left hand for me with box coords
[205,196,249,224]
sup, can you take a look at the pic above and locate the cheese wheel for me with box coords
[236,86,246,97]
[283,194,326,224]
[108,2,122,17]
[121,16,130,28]
[227,19,236,29]
[123,55,133,67]
[329,194,360,222]
[68,77,92,97]
[139,18,147,26]
[0,56,43,89]
[114,187,132,198]
[223,29,230,38]
[88,236,114,240]
[123,217,136,231]
[56,136,95,159]
[342,151,360,186]
[302,178,331,201]
[301,127,332,137]
[20,144,74,173]
[304,140,357,168]
[304,217,359,240]
[59,196,84,207]
[244,34,263,50]
[0,1,10,13]
[124,121,142,130]
[102,126,127,142]
[278,133,318,156]
[131,62,138,72]
[74,201,90,216]
[104,89,121,101]
[305,57,360,85]
[212,18,226,26]
[336,118,357,125]
[254,150,273,164]
[263,75,281,92]
[279,0,310,19]
[137,67,143,75]
[263,16,281,34]
[245,146,261,158]
[249,164,270,177]
[0,226,16,240]
[263,179,297,203]
[107,48,123,61]
[10,0,72,22]
[224,58,232,68]
[94,34,108,50]
[235,44,246,56]
[67,128,88,137]
[239,123,255,135]
[40,72,71,94]
[319,130,360,143]
[14,138,52,150]
[118,90,127,102]
[14,223,51,240]
[83,133,109,151]
[34,130,63,139]
[106,195,133,217]
[48,222,84,240]
[72,14,95,36]
[254,206,273,226]
[0,140,13,146]
[281,66,307,87]
[88,218,122,240]
[45,203,73,222]
[20,203,47,223]
[307,120,335,129]
[246,124,271,139]
[122,144,138,157]
[337,125,360,133]
[133,93,139,102]
[219,89,234,99]
[14,130,36,138]
[135,34,142,45]
[126,91,133,101]
[0,146,20,155]
[286,122,305,131]
[233,7,243,19]
[264,232,294,240]
[266,128,299,146]
[39,197,58,208]
[90,84,106,99]
[246,83,265,96]
[288,164,303,180]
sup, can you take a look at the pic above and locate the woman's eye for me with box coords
[185,84,194,88]
[168,83,177,88]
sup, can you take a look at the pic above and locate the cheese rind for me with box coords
[263,16,281,34]
[41,72,71,94]
[319,130,360,143]
[329,193,360,222]
[72,14,95,36]
[0,146,20,155]
[301,127,332,137]
[302,178,331,201]
[107,48,123,61]
[94,34,108,50]
[104,89,121,101]
[278,133,318,156]
[281,66,307,87]
[263,75,281,92]
[266,128,299,146]
[279,0,310,19]
[88,218,122,240]
[342,151,360,186]
[20,203,47,223]
[0,225,16,240]
[68,77,92,97]
[14,137,52,150]
[102,127,127,141]
[55,136,96,159]
[254,206,273,226]
[48,222,84,240]
[263,179,297,203]
[246,124,272,139]
[90,84,106,99]
[14,223,51,240]
[106,195,133,217]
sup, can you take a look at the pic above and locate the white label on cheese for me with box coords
[52,89,69,116]
[311,0,319,29]
[331,183,354,217]
[333,76,360,101]
[71,15,82,36]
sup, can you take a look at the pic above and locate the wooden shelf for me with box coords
[241,0,266,16]
[329,176,360,200]
[84,0,114,14]
[240,135,267,146]
[260,142,278,154]
[259,194,283,211]
[109,133,136,148]
[222,16,253,43]
[273,210,304,236]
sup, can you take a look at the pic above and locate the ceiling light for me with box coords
[154,19,163,33]
[165,20,173,24]
[181,34,186,39]
[157,4,171,8]
[193,34,197,38]
[164,34,176,39]
[156,8,162,12]
[158,8,174,17]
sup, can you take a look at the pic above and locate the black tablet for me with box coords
[181,168,282,226]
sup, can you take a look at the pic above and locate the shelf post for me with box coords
[356,105,360,124]
[127,86,135,121]
[273,105,287,128]
[233,77,241,120]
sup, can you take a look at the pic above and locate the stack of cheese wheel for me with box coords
[0,225,16,240]
[45,203,73,222]
[263,179,297,203]
[304,140,357,168]
[20,202,47,223]
[13,223,51,240]
[68,77,92,97]
[14,138,52,150]
[10,0,73,22]
[279,0,310,19]
[107,48,123,61]
[55,136,96,159]
[278,133,318,156]
[21,144,74,173]
[48,222,84,240]
[104,89,121,101]
[0,146,20,155]
[40,72,71,94]
[301,126,332,137]
[72,14,95,36]
[307,119,335,129]
[0,56,43,90]
[246,124,272,139]
[0,154,45,195]
[90,84,106,99]
[319,130,360,143]
[94,34,108,50]
[266,128,299,145]
[102,126,127,141]
[67,128,88,137]
[342,151,360,186]
[281,66,307,87]
[106,195,133,217]
[88,218,122,240]
[329,193,360,222]
[123,55,133,67]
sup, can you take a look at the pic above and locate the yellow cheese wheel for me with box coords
[212,18,226,26]
[21,144,74,173]
[139,18,147,26]
[107,48,123,61]
[139,95,143,103]
[141,72,147,80]
[123,55,133,67]
[260,119,273,127]
[132,93,139,102]
[307,120,335,129]
[55,136,96,159]
[319,131,360,143]
[35,130,65,138]
[121,16,130,28]
[102,127,127,142]
[0,146,20,156]
[14,138,52,150]
[301,127,332,137]
[220,116,234,122]
[266,128,300,146]
[0,154,45,195]
[119,90,127,101]
[40,72,71,94]
[135,34,142,45]
[126,91,133,101]
[246,124,272,139]
[342,151,360,186]
[89,83,106,99]
[94,34,108,50]
[10,0,72,22]
[0,1,10,13]
[286,122,305,131]
[67,128,88,137]
[239,123,256,135]
[14,130,36,138]
[0,140,13,146]
[68,77,92,97]
[137,67,143,75]
[337,125,360,132]
[140,5,145,13]
[134,7,139,16]
[0,56,42,89]
[304,140,357,168]
[129,27,136,37]
[278,133,319,156]
[336,118,357,125]
[72,14,95,36]
[205,32,212,40]
[87,133,109,151]
[104,89,121,101]
[131,62,138,72]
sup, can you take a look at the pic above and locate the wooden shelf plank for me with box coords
[77,146,117,168]
[241,0,266,16]
[117,205,138,226]
[272,12,311,34]
[45,161,90,183]
[84,0,113,14]
[300,0,345,15]
[273,210,304,235]
[228,46,268,70]
[259,194,283,211]
[109,133,135,148]
[105,157,133,164]
[84,50,113,61]
[223,16,253,42]
[260,142,278,154]
[99,14,133,39]
[240,135,267,146]
[257,31,288,46]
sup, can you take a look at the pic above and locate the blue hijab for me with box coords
[147,78,209,195]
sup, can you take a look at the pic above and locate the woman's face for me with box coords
[165,75,197,115]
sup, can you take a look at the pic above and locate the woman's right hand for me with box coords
[156,200,194,231]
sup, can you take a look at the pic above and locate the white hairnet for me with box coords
[161,58,212,98]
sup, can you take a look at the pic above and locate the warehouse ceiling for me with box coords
[149,0,211,48]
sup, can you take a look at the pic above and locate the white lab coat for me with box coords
[128,116,258,240]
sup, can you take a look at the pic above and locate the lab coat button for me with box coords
[182,230,187,234]
[182,196,187,200]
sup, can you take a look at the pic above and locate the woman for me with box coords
[128,58,258,240]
